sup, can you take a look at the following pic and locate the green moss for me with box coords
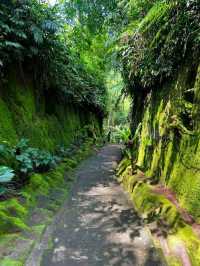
[3,139,94,234]
[175,226,200,266]
[47,163,68,186]
[125,61,200,221]
[27,174,50,195]
[166,256,181,266]
[167,135,200,220]
[118,168,199,265]
[162,133,174,183]
[0,73,100,152]
[22,164,68,209]
[0,98,18,144]
[0,199,27,218]
[63,158,78,168]
[167,225,200,266]
[0,259,23,266]
[147,141,162,178]
[0,210,28,233]
[20,191,34,207]
[0,199,29,233]
[0,71,101,261]
[120,168,181,230]
[132,183,159,214]
[0,69,100,248]
[137,102,151,168]
[117,157,132,178]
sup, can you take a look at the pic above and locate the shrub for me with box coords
[15,147,60,174]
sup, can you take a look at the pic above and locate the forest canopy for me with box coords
[1,0,200,116]
[0,0,109,114]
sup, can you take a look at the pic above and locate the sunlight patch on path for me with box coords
[27,145,165,266]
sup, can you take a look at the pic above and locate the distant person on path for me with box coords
[107,130,111,143]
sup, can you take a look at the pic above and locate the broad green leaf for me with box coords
[5,41,23,49]
[0,166,15,183]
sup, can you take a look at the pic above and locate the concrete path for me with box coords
[39,145,165,266]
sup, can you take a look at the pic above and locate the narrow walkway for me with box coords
[40,145,165,266]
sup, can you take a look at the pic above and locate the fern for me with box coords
[139,1,172,34]
[42,20,58,33]
[31,25,44,44]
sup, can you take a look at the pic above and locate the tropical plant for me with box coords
[0,166,14,183]
[0,138,60,179]
[0,166,15,196]
[15,147,60,174]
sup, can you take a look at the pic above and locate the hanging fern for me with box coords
[120,0,200,95]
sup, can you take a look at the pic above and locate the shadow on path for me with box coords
[37,145,165,266]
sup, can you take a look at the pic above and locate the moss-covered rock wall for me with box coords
[117,60,200,265]
[129,60,200,220]
[0,70,102,263]
[0,72,101,150]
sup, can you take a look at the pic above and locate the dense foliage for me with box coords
[104,70,131,142]
[0,0,130,199]
[0,0,106,112]
[0,124,95,197]
[120,0,200,95]
[3,0,199,195]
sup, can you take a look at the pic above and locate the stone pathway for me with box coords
[29,145,165,266]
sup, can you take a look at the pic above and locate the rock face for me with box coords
[118,60,200,265]
[132,60,200,221]
[0,71,102,150]
[0,70,103,265]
